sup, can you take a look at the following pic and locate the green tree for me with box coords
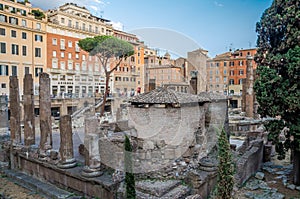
[215,129,234,199]
[254,0,300,185]
[78,36,134,116]
[124,135,136,199]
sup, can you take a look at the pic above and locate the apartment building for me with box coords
[206,52,231,94]
[228,48,257,108]
[207,48,257,108]
[0,0,47,96]
[46,3,114,98]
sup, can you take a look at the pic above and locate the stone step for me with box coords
[3,169,74,199]
[136,180,181,197]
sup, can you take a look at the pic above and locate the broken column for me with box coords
[81,117,102,177]
[243,56,254,118]
[39,73,52,157]
[57,115,76,168]
[9,76,21,144]
[23,74,35,146]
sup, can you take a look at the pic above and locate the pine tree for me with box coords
[124,135,136,199]
[254,0,300,185]
[215,129,234,199]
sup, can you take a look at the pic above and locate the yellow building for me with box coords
[0,0,47,96]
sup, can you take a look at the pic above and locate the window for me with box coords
[224,61,227,67]
[60,61,65,70]
[229,79,234,85]
[89,25,92,32]
[216,62,219,67]
[22,32,26,39]
[36,23,41,30]
[75,63,80,71]
[68,41,72,48]
[75,42,80,52]
[0,28,5,36]
[0,14,7,22]
[68,61,73,70]
[239,79,243,85]
[229,61,234,66]
[22,46,26,56]
[53,51,56,57]
[230,70,234,76]
[35,67,43,77]
[82,55,86,61]
[11,30,16,38]
[82,23,85,30]
[35,34,43,42]
[68,53,72,59]
[61,18,65,23]
[0,42,6,53]
[9,17,18,25]
[239,60,243,66]
[60,52,65,58]
[75,21,79,28]
[11,65,17,76]
[75,53,79,59]
[239,70,244,75]
[95,27,98,33]
[68,20,72,27]
[60,39,65,49]
[224,77,227,83]
[216,77,220,83]
[25,67,29,75]
[224,69,227,75]
[52,38,57,45]
[22,19,26,27]
[1,83,6,88]
[216,70,219,75]
[52,59,58,68]
[0,65,8,76]
[35,48,41,57]
[247,52,251,56]
[11,44,19,55]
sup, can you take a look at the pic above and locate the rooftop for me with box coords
[130,87,210,105]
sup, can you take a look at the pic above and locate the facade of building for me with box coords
[0,0,47,96]
[206,52,231,95]
[46,3,115,98]
[145,52,189,93]
[207,48,257,108]
[187,49,209,94]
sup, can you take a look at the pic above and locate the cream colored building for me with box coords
[0,0,47,96]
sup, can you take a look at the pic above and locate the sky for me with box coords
[30,0,273,58]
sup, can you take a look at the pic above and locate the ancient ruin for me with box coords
[0,72,282,198]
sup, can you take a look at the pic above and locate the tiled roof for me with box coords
[130,87,210,104]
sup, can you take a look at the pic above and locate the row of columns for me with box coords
[9,73,102,177]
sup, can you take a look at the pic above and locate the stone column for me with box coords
[39,73,52,155]
[57,115,76,168]
[9,76,21,144]
[23,74,35,146]
[81,117,102,177]
[245,56,254,118]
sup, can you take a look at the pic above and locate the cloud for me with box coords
[89,5,98,11]
[214,1,224,7]
[110,21,123,31]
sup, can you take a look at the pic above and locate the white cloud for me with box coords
[214,1,224,7]
[92,0,106,5]
[110,21,123,31]
[89,5,98,11]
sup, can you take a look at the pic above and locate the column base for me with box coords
[57,158,77,169]
[81,166,103,178]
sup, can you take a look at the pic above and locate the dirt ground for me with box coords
[0,171,45,199]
